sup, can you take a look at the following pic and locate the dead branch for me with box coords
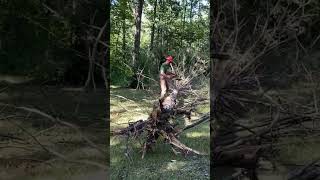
[176,113,209,135]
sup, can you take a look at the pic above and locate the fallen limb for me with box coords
[176,113,209,135]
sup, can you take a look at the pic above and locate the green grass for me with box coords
[110,87,210,180]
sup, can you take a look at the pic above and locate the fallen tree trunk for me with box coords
[113,105,208,158]
[112,79,208,158]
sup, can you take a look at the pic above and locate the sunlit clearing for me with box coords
[165,161,187,171]
[185,131,209,138]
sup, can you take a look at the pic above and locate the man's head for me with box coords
[165,56,173,64]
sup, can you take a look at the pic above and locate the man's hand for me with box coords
[160,73,176,79]
[167,72,176,78]
[169,74,176,79]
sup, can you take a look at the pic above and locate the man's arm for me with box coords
[160,72,176,79]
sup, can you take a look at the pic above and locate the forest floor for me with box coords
[110,86,210,180]
[0,84,107,180]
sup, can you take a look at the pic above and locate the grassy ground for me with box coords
[0,84,107,180]
[110,86,210,180]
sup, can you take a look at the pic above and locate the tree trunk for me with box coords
[132,0,144,69]
[183,0,187,24]
[150,0,158,51]
[181,0,187,47]
[84,9,97,91]
[189,0,193,46]
[114,21,120,53]
[190,0,193,23]
[122,3,126,61]
[84,41,95,91]
[105,0,110,90]
[197,0,201,47]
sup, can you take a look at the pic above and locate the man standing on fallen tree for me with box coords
[159,55,176,99]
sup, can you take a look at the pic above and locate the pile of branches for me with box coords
[211,1,320,178]
[210,60,320,180]
[211,59,320,154]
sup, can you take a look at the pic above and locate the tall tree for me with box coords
[121,0,127,61]
[132,0,144,68]
[190,0,193,23]
[150,0,158,51]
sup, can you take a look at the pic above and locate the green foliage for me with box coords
[110,54,135,86]
[111,0,209,86]
[0,1,72,80]
[0,0,107,85]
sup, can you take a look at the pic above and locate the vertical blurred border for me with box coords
[106,0,111,177]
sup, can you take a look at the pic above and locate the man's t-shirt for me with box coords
[160,63,171,74]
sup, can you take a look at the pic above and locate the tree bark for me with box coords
[181,0,187,46]
[190,0,193,23]
[121,1,127,61]
[84,40,95,90]
[84,10,97,91]
[132,0,144,69]
[105,0,110,90]
[149,0,157,51]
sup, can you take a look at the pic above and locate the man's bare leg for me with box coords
[160,79,167,99]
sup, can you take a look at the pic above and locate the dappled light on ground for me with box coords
[165,161,187,171]
[186,131,209,138]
